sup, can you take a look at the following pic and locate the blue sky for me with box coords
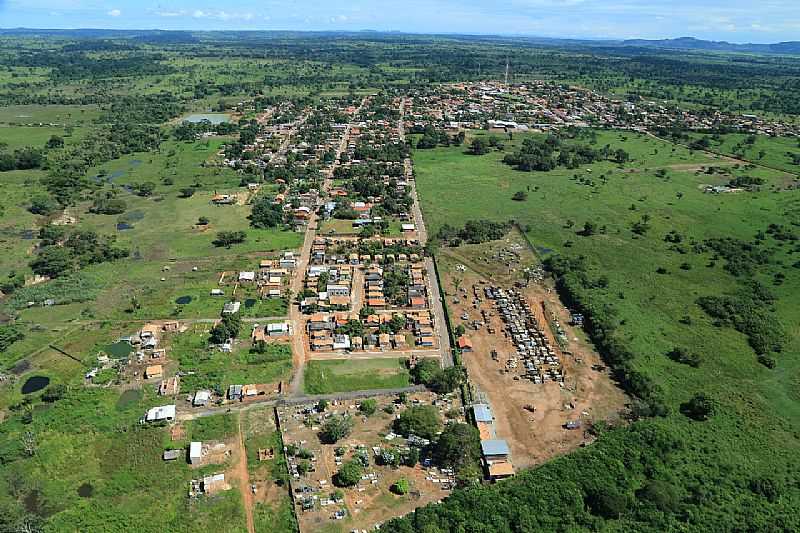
[1,1,799,42]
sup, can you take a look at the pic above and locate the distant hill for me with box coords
[0,29,798,55]
[618,36,800,55]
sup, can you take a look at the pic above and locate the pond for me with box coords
[116,222,134,231]
[21,375,50,394]
[115,389,142,411]
[181,113,231,124]
[77,483,94,498]
[175,295,193,305]
[244,298,257,308]
[103,341,133,359]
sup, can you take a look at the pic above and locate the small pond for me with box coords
[244,298,257,308]
[77,483,94,498]
[181,113,231,124]
[103,341,133,359]
[115,389,142,411]
[21,375,50,394]
[175,295,193,305]
[116,222,134,231]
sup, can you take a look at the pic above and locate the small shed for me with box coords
[189,441,202,464]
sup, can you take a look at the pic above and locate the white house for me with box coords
[145,404,176,423]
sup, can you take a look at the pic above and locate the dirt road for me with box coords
[237,414,255,533]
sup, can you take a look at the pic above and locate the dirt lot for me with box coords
[277,392,462,533]
[439,232,627,470]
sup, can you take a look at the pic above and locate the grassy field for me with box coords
[303,358,412,395]
[687,133,800,175]
[173,326,294,392]
[411,128,800,528]
[0,385,247,532]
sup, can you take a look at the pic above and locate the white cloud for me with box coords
[330,14,348,23]
[108,8,121,17]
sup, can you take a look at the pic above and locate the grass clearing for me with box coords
[303,358,412,395]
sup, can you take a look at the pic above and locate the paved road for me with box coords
[177,384,426,421]
[398,98,453,368]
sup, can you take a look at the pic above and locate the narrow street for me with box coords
[236,414,255,533]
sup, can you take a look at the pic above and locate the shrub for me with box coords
[333,459,362,487]
[320,415,354,444]
[680,393,715,421]
[391,478,410,495]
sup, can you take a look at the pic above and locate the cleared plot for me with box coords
[437,244,626,469]
[303,358,412,395]
[0,104,101,124]
[241,408,298,533]
[172,325,293,393]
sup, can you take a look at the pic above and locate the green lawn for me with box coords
[303,358,411,394]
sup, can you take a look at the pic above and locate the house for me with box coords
[189,441,202,464]
[145,364,163,380]
[193,390,211,407]
[267,322,291,337]
[228,384,243,401]
[242,384,259,398]
[222,301,241,314]
[159,376,180,396]
[326,284,350,297]
[480,440,510,464]
[487,462,514,480]
[409,296,427,309]
[144,404,176,423]
[401,223,416,232]
[238,271,256,283]
[472,403,493,423]
[333,334,351,350]
[210,289,224,296]
[211,193,235,205]
[200,473,229,494]
[378,333,392,349]
[457,336,473,352]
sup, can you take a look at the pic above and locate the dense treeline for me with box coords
[435,220,512,246]
[503,135,628,172]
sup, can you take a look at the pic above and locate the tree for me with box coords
[209,313,242,344]
[135,182,156,197]
[30,246,73,278]
[46,135,64,149]
[320,415,354,444]
[512,191,528,201]
[359,399,377,416]
[580,221,597,236]
[637,480,679,512]
[394,405,441,439]
[28,194,59,216]
[469,137,489,155]
[250,196,285,228]
[213,231,246,248]
[585,487,629,519]
[680,393,715,421]
[667,347,701,367]
[334,459,363,487]
[432,423,480,473]
[391,478,410,495]
[179,187,196,198]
